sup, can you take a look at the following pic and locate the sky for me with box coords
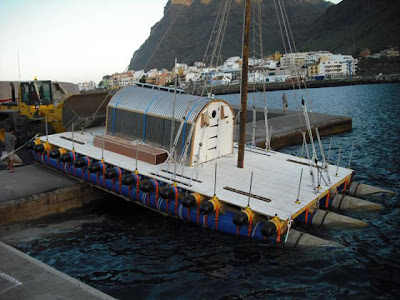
[0,0,342,84]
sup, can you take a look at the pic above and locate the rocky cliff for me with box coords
[298,0,400,54]
[128,0,332,71]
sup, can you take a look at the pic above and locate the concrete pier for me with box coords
[0,164,107,225]
[0,241,114,299]
[0,161,112,298]
[233,107,352,149]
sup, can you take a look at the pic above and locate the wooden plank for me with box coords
[93,134,168,165]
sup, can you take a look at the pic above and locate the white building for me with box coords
[263,60,278,70]
[176,63,188,70]
[248,72,265,84]
[185,72,200,83]
[223,56,241,70]
[319,55,357,78]
[279,51,356,79]
[133,70,145,81]
[280,52,309,69]
[280,51,333,68]
[78,81,96,91]
[194,62,206,68]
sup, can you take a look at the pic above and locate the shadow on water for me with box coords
[1,84,400,299]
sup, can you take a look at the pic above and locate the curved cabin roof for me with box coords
[108,84,210,123]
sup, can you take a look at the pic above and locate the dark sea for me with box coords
[1,83,399,299]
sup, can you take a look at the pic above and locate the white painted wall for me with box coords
[191,101,234,166]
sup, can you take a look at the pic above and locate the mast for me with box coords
[237,0,251,168]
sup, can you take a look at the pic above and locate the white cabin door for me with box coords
[206,104,220,161]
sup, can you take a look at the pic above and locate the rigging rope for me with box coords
[276,0,317,159]
[0,134,39,161]
[199,0,233,98]
[256,1,271,151]
[274,0,321,190]
[170,0,233,170]
[74,4,177,130]
[136,4,185,83]
[273,0,287,55]
[235,1,248,131]
[280,1,316,120]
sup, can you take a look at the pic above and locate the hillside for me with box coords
[357,57,400,76]
[298,0,400,54]
[128,0,332,71]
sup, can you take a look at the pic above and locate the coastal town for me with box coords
[78,47,399,91]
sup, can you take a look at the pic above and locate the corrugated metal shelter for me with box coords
[106,84,235,166]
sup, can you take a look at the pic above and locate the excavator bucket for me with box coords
[62,91,115,131]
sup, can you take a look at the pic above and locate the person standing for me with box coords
[5,128,17,173]
[282,93,288,114]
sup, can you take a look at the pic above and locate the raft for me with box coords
[27,84,363,247]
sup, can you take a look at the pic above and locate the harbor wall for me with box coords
[0,165,107,225]
[0,184,106,225]
[267,117,353,149]
[190,76,400,95]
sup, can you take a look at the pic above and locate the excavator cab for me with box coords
[20,80,52,106]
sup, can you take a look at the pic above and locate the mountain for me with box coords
[298,0,400,54]
[128,0,332,71]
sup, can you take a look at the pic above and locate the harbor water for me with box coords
[1,83,399,298]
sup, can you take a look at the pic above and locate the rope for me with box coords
[215,207,219,231]
[318,210,329,227]
[198,0,233,98]
[1,134,38,161]
[168,0,233,166]
[337,194,346,210]
[293,232,304,248]
[256,1,271,151]
[284,220,292,243]
[153,179,159,207]
[247,213,253,237]
[280,1,316,115]
[325,192,330,209]
[136,5,185,83]
[251,4,257,148]
[186,0,229,104]
[77,4,176,128]
[305,207,309,225]
[174,186,179,216]
[235,0,248,129]
[353,182,361,195]
[276,221,281,243]
[273,0,287,54]
[179,123,195,165]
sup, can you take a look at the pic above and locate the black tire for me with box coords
[0,118,13,132]
[27,121,56,138]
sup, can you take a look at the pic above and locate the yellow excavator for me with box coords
[0,78,112,144]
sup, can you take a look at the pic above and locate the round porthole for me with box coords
[212,110,217,118]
